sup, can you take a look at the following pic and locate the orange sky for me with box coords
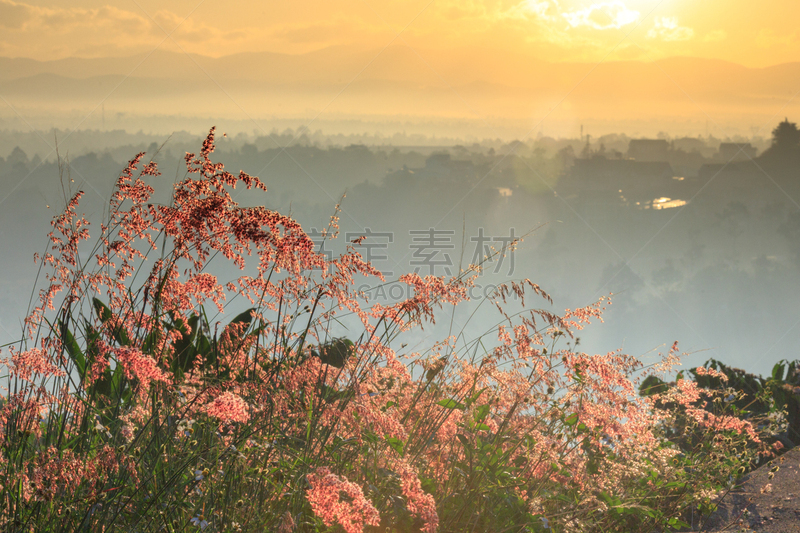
[0,0,798,68]
[1,0,799,138]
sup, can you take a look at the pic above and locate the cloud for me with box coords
[274,20,362,45]
[37,5,150,35]
[646,16,694,41]
[506,0,559,21]
[562,1,639,30]
[496,0,644,59]
[0,1,254,59]
[148,10,246,44]
[703,29,727,43]
[491,0,574,50]
[0,0,32,29]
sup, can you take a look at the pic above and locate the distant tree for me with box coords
[241,143,258,158]
[557,144,576,168]
[772,118,800,149]
[7,146,28,166]
[761,118,800,161]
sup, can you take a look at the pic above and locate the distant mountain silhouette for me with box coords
[2,48,800,122]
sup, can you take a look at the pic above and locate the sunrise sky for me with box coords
[1,0,799,137]
[0,0,795,67]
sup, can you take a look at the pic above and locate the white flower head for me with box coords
[94,419,112,438]
[190,515,209,529]
[177,418,196,437]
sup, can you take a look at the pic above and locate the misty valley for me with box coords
[2,120,799,533]
[2,123,798,377]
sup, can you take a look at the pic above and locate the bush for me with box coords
[641,358,799,455]
[0,129,777,533]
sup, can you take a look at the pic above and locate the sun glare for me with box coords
[562,1,641,30]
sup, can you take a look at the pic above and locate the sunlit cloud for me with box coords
[271,18,384,46]
[646,16,694,41]
[505,0,559,21]
[0,1,253,58]
[16,3,150,35]
[0,0,32,29]
[498,0,620,55]
[0,0,796,68]
[562,1,639,30]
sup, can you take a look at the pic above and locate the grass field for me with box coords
[0,128,786,533]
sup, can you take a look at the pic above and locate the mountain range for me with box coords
[1,46,799,128]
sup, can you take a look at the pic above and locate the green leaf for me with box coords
[437,398,466,410]
[319,383,347,403]
[667,517,690,528]
[639,375,669,396]
[93,297,113,323]
[596,491,613,505]
[586,456,600,475]
[110,363,125,395]
[466,386,489,407]
[227,308,256,333]
[59,320,86,378]
[474,403,491,422]
[564,413,579,426]
[195,332,212,364]
[773,361,786,382]
[141,327,162,355]
[92,297,131,346]
[171,314,200,376]
[385,436,405,456]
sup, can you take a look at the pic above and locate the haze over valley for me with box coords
[2,121,799,377]
[2,0,800,378]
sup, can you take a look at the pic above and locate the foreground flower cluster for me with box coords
[0,129,777,533]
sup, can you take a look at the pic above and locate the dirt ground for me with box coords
[692,444,800,532]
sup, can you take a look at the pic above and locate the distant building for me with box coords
[628,139,670,162]
[559,158,678,218]
[391,152,479,183]
[718,142,757,162]
[425,152,452,169]
[568,158,674,187]
[672,137,707,153]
